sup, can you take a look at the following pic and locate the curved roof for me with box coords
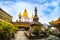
[30,21,42,26]
[49,16,60,25]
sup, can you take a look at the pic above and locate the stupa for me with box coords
[24,7,49,39]
[30,7,42,26]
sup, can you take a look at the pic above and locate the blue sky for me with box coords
[0,0,60,24]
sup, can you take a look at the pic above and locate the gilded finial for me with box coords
[23,8,29,18]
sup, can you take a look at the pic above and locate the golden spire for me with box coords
[31,14,34,18]
[18,12,22,17]
[23,8,29,18]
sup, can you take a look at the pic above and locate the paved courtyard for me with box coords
[14,31,60,40]
[14,31,29,40]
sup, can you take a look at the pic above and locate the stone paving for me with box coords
[14,31,60,40]
[14,31,29,40]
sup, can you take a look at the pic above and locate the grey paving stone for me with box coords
[14,31,60,40]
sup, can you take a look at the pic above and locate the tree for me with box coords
[0,19,18,33]
[0,19,18,39]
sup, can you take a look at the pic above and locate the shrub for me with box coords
[33,26,41,31]
[0,19,18,33]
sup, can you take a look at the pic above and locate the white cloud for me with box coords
[0,0,60,24]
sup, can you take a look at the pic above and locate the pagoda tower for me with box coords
[18,12,22,22]
[23,8,30,22]
[30,7,42,26]
[33,7,39,22]
[23,8,29,19]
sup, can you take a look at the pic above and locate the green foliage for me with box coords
[33,26,41,31]
[0,19,18,33]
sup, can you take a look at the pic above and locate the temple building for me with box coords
[12,8,35,29]
[0,7,42,30]
[17,9,33,22]
[0,8,12,22]
[49,16,60,31]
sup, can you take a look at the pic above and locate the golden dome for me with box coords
[18,12,22,17]
[23,9,29,18]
